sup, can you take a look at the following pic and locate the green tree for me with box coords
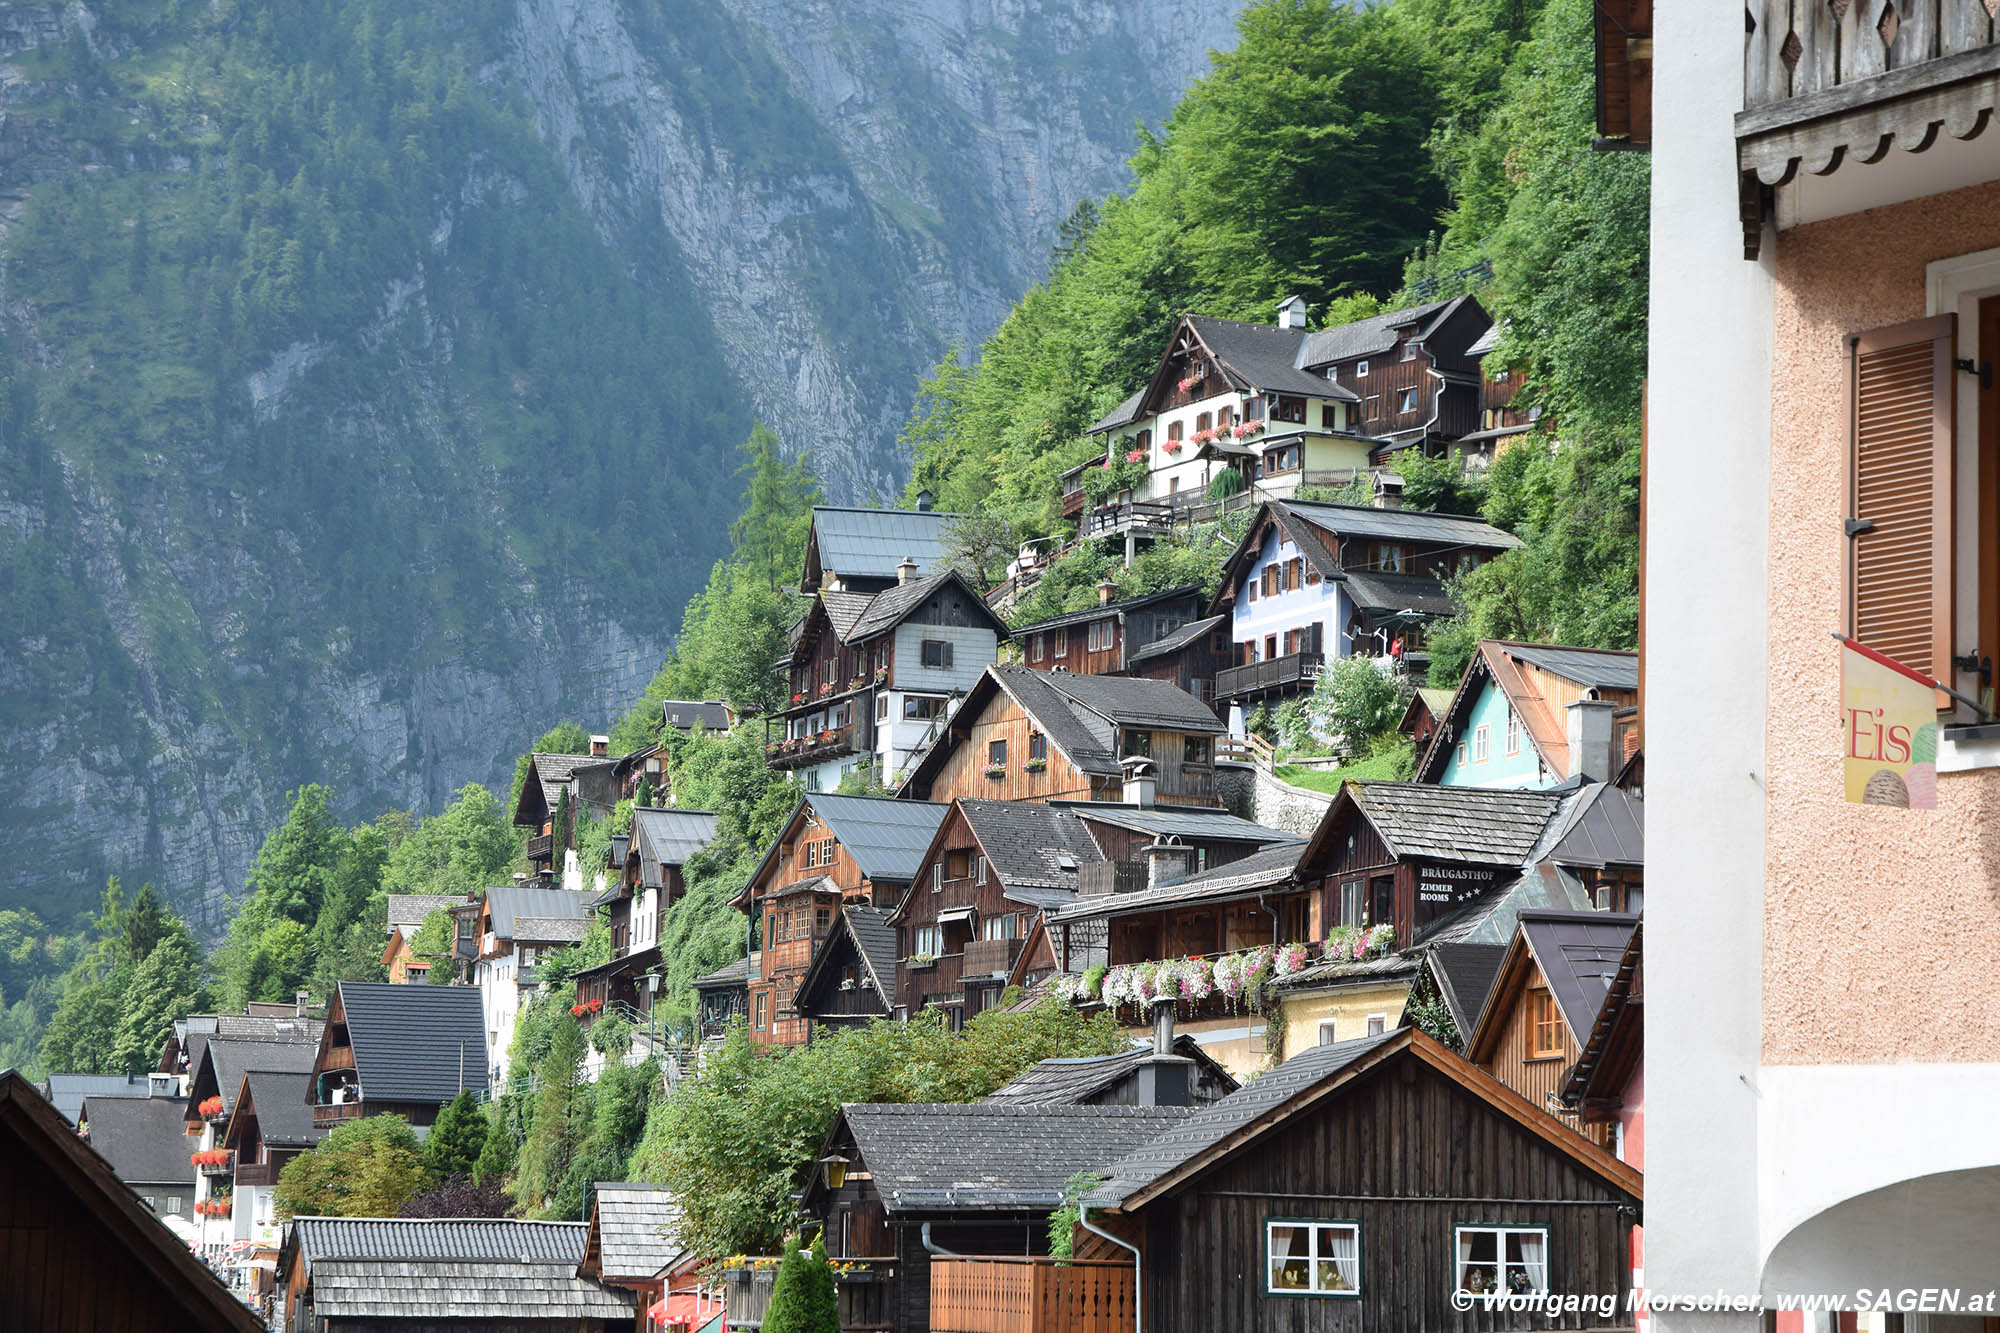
[407,909,458,985]
[112,935,206,1074]
[515,1013,590,1215]
[274,1114,425,1218]
[1309,657,1410,759]
[473,1107,519,1189]
[765,1234,840,1333]
[381,784,515,900]
[423,1090,490,1187]
[730,423,824,593]
[122,884,168,965]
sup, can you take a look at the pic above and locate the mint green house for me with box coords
[1417,642,1639,790]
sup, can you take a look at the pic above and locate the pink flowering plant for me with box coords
[1178,956,1214,1001]
[1273,942,1311,978]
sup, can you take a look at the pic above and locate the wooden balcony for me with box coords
[1081,500,1174,541]
[235,1160,281,1187]
[1076,860,1149,897]
[1736,0,2000,253]
[962,936,1023,978]
[930,1257,1135,1333]
[1061,486,1087,520]
[767,722,866,771]
[312,1100,365,1129]
[1214,651,1324,702]
[524,831,553,862]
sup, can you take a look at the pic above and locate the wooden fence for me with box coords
[929,1256,1135,1333]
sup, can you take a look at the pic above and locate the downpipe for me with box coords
[1078,1209,1141,1333]
[919,1223,957,1257]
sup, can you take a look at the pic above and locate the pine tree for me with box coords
[472,1111,518,1189]
[551,787,575,864]
[112,935,206,1074]
[122,883,167,965]
[423,1090,490,1187]
[764,1233,840,1333]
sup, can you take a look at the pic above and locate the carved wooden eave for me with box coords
[1737,0,2000,257]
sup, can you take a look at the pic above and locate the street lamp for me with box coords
[818,1153,850,1191]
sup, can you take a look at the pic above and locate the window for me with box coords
[1340,878,1364,927]
[1364,395,1380,422]
[1318,1020,1338,1046]
[1472,725,1490,763]
[1321,404,1339,431]
[904,695,946,721]
[1087,619,1116,653]
[1136,428,1152,450]
[816,907,831,934]
[1397,387,1418,413]
[988,738,1007,767]
[1262,566,1280,597]
[1167,420,1184,441]
[1122,730,1152,759]
[1402,339,1417,361]
[1366,1013,1387,1036]
[932,863,943,893]
[1245,396,1266,421]
[1454,1226,1548,1296]
[1184,736,1210,765]
[819,838,835,864]
[1455,742,1467,767]
[1246,579,1259,603]
[971,854,987,883]
[1031,634,1045,662]
[1274,395,1306,424]
[1029,732,1047,762]
[1505,708,1522,756]
[802,840,819,869]
[982,913,1019,940]
[914,924,941,956]
[1196,411,1212,432]
[876,694,888,721]
[921,639,953,668]
[1378,544,1404,573]
[754,993,768,1029]
[1355,359,1370,378]
[166,1195,183,1214]
[1266,1220,1360,1297]
[1053,632,1068,659]
[1527,988,1562,1058]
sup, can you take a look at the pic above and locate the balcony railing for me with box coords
[235,1160,281,1187]
[962,936,1023,978]
[1077,860,1150,897]
[1082,500,1175,539]
[930,1256,1135,1333]
[312,1100,365,1129]
[1215,651,1324,701]
[766,723,864,770]
[524,832,553,861]
[724,1259,897,1330]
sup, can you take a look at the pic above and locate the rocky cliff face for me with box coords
[0,0,1239,928]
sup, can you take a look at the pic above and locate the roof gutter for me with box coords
[1079,1208,1141,1333]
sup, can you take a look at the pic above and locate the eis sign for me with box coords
[1840,637,1940,809]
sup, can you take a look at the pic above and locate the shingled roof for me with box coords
[305,1259,632,1321]
[850,570,1004,642]
[1125,613,1227,664]
[956,799,1106,900]
[520,753,616,816]
[200,1037,320,1119]
[386,894,460,935]
[332,982,489,1105]
[660,700,733,732]
[797,903,900,1012]
[79,1094,192,1186]
[1057,803,1299,846]
[1426,942,1509,1037]
[1185,316,1362,400]
[1281,499,1523,552]
[692,957,749,989]
[1007,585,1202,639]
[1330,782,1564,867]
[288,1216,589,1263]
[1297,297,1462,365]
[1047,840,1307,924]
[983,1037,1239,1107]
[582,1182,685,1283]
[230,1069,324,1151]
[1340,568,1457,618]
[839,1103,1193,1215]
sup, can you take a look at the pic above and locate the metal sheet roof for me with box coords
[1125,613,1228,664]
[485,885,595,940]
[982,1037,1238,1107]
[1518,910,1640,1045]
[335,982,489,1104]
[1340,568,1458,618]
[1543,784,1644,868]
[46,1073,150,1125]
[78,1094,191,1184]
[1047,841,1307,923]
[1284,500,1524,551]
[1056,803,1298,845]
[807,794,950,883]
[1503,644,1640,690]
[289,1216,587,1264]
[631,808,722,870]
[810,506,960,582]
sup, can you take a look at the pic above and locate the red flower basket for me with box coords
[1124,449,1146,463]
[197,1095,224,1118]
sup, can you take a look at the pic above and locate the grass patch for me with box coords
[1275,747,1410,794]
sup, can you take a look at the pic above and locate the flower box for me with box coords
[907,953,937,969]
[1163,441,1183,455]
[849,678,867,692]
[1023,758,1047,773]
[820,729,839,744]
[790,691,806,704]
[817,683,835,697]
[1124,449,1146,463]
[983,765,1006,779]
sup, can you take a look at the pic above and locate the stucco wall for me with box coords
[1438,679,1549,789]
[1276,980,1411,1062]
[1765,179,2000,1065]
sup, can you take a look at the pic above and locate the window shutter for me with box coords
[1849,315,1955,682]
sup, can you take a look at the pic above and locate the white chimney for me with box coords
[590,734,610,756]
[897,556,918,585]
[1123,757,1156,809]
[915,488,934,512]
[1277,295,1309,330]
[1565,698,1617,782]
[295,988,309,1018]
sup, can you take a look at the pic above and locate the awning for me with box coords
[938,907,977,925]
[648,1291,727,1329]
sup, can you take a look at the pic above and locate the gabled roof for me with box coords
[1426,942,1509,1038]
[46,1073,150,1125]
[630,808,723,872]
[806,506,962,587]
[1184,316,1361,400]
[1085,386,1150,436]
[660,700,733,732]
[514,753,617,824]
[1465,911,1640,1064]
[199,1037,320,1119]
[582,1182,685,1283]
[1054,803,1299,846]
[79,1093,191,1184]
[819,589,873,640]
[791,793,952,884]
[850,570,1007,642]
[386,894,461,935]
[1414,861,1594,948]
[1543,783,1644,868]
[795,905,899,1015]
[1561,924,1643,1119]
[983,1038,1239,1107]
[692,957,749,989]
[1310,782,1564,869]
[946,800,1108,907]
[485,885,595,941]
[834,1103,1193,1215]
[287,1216,589,1264]
[1210,499,1521,617]
[1008,585,1202,639]
[1296,296,1466,366]
[224,1069,325,1152]
[1125,613,1227,664]
[331,982,489,1105]
[1047,840,1307,924]
[1417,640,1639,784]
[1086,1028,1642,1214]
[0,1072,266,1331]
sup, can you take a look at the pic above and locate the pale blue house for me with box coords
[1416,641,1640,789]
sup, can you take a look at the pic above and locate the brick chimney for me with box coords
[1097,578,1117,605]
[590,734,610,756]
[1143,836,1192,888]
[897,556,918,585]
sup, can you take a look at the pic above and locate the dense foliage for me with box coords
[274,1113,425,1219]
[765,1235,841,1333]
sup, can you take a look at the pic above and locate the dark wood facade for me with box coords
[1015,589,1206,679]
[1294,797,1518,950]
[893,805,1036,1024]
[1314,300,1490,459]
[1108,1035,1642,1332]
[918,691,1220,809]
[792,908,895,1036]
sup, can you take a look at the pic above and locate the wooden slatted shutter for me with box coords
[1849,314,1955,682]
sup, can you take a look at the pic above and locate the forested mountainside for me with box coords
[0,0,1242,933]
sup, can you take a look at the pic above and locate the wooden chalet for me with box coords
[898,664,1227,808]
[733,793,949,1048]
[383,892,467,983]
[1561,923,1643,1167]
[801,501,961,596]
[1211,499,1521,710]
[513,750,622,877]
[574,808,721,1028]
[791,903,899,1036]
[1067,1028,1643,1331]
[801,1102,1192,1333]
[771,567,1006,790]
[219,1069,324,1304]
[309,981,488,1131]
[0,1070,266,1332]
[691,958,748,1043]
[181,1031,322,1258]
[279,1216,631,1332]
[891,799,1107,1025]
[579,1182,687,1333]
[1011,583,1230,707]
[1416,641,1640,789]
[1538,782,1645,913]
[659,698,734,735]
[1464,910,1640,1149]
[1397,686,1457,750]
[1457,320,1539,467]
